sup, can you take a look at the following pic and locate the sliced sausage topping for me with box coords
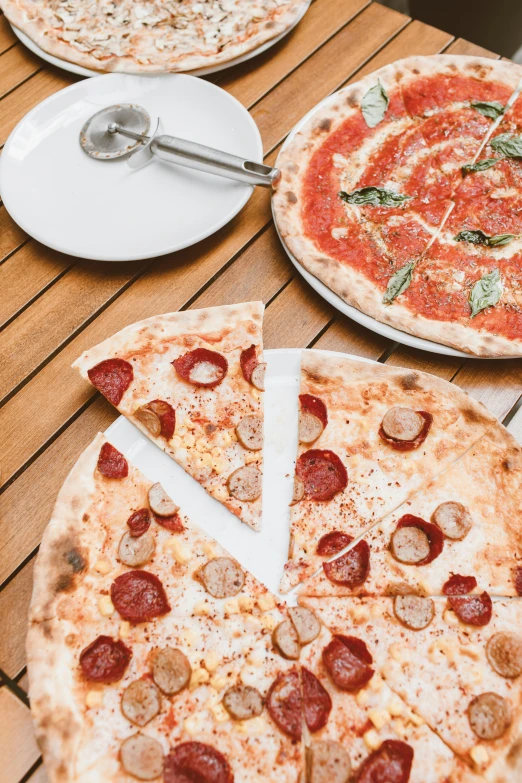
[118,531,156,568]
[148,483,179,517]
[164,741,233,783]
[302,667,332,733]
[316,531,352,557]
[356,739,413,783]
[306,740,352,783]
[323,540,370,588]
[251,362,266,391]
[152,647,192,695]
[173,349,228,389]
[240,345,258,384]
[486,632,522,678]
[391,515,443,566]
[448,592,492,626]
[431,501,472,540]
[227,465,262,502]
[121,679,161,727]
[299,394,328,443]
[235,415,263,451]
[197,557,245,598]
[120,734,164,781]
[296,450,348,502]
[88,358,133,406]
[127,509,152,538]
[272,620,300,660]
[442,574,477,596]
[266,668,302,740]
[288,606,321,645]
[291,477,305,505]
[135,400,175,440]
[393,595,435,630]
[80,635,131,683]
[97,442,129,479]
[322,635,374,692]
[468,693,511,740]
[380,409,432,452]
[222,685,263,721]
[111,570,171,624]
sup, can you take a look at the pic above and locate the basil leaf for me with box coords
[454,230,516,247]
[361,81,389,128]
[339,187,411,207]
[383,261,415,304]
[490,133,522,158]
[469,269,502,317]
[471,100,505,119]
[462,158,499,174]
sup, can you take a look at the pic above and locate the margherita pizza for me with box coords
[272,55,522,357]
[0,0,309,73]
[73,302,265,531]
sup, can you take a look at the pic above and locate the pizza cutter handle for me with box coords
[150,135,281,188]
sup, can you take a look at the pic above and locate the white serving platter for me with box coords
[10,0,311,79]
[0,73,263,262]
[105,348,373,600]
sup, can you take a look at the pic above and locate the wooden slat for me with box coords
[0,206,27,263]
[0,688,39,783]
[507,403,522,441]
[217,0,370,106]
[0,242,71,329]
[444,37,499,58]
[252,3,409,152]
[0,562,33,677]
[313,315,389,359]
[27,766,47,783]
[0,14,16,55]
[451,360,522,421]
[0,44,41,100]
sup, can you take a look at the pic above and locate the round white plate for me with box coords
[273,90,471,359]
[10,0,311,79]
[105,348,373,598]
[0,73,263,261]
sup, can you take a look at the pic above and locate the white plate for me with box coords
[273,90,471,359]
[10,1,311,78]
[0,73,262,261]
[105,348,373,599]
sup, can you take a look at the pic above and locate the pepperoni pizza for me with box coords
[272,55,522,357]
[73,302,265,531]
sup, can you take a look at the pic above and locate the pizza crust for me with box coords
[272,56,522,357]
[1,0,309,73]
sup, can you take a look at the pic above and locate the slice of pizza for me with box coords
[27,433,305,783]
[298,423,522,598]
[73,302,265,530]
[280,351,497,592]
[300,595,522,780]
[298,622,484,783]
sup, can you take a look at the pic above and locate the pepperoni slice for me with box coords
[295,450,348,501]
[111,570,171,624]
[173,349,228,388]
[240,345,258,383]
[153,512,185,533]
[164,742,233,783]
[79,635,131,683]
[87,358,133,406]
[442,574,477,596]
[379,411,432,452]
[317,531,352,556]
[394,515,443,565]
[266,669,302,740]
[448,592,492,626]
[302,667,332,733]
[356,739,413,783]
[323,540,370,588]
[97,442,129,479]
[299,394,328,443]
[300,394,328,428]
[515,566,522,596]
[127,509,152,538]
[322,635,374,692]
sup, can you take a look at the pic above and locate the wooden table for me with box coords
[1,2,522,779]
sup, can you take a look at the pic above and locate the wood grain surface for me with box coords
[1,3,520,780]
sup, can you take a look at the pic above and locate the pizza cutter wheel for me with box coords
[80,103,280,188]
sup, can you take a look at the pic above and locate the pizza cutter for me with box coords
[80,104,280,188]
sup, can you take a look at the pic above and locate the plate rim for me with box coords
[0,72,263,262]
